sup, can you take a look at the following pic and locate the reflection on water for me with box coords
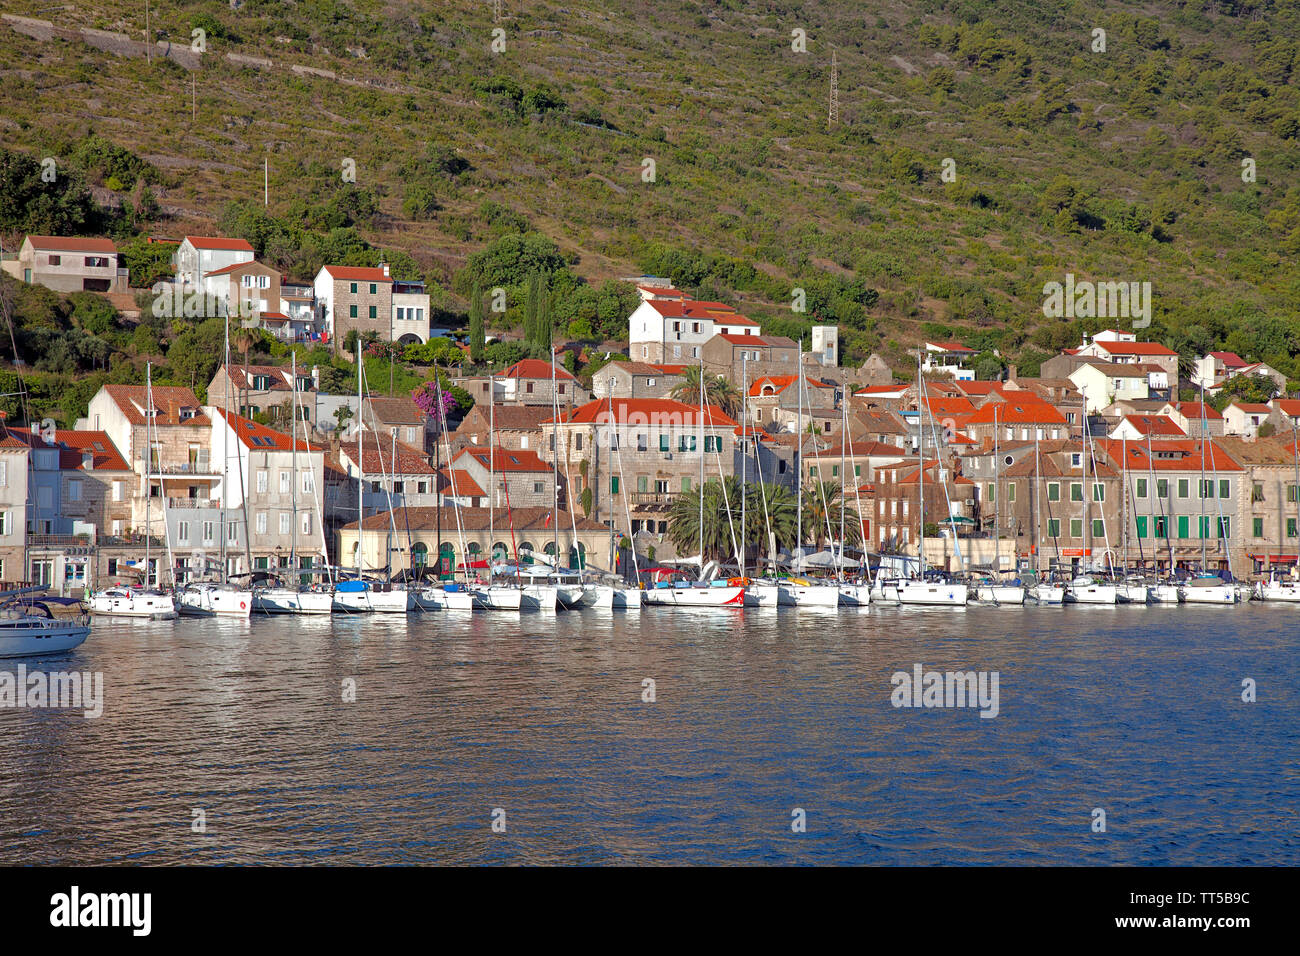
[0,604,1296,865]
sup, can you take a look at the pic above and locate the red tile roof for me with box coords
[1173,401,1223,420]
[495,359,578,382]
[454,446,552,473]
[27,235,117,253]
[184,235,254,252]
[966,399,1068,426]
[322,265,392,282]
[1093,341,1178,357]
[926,341,975,353]
[212,408,317,452]
[55,430,129,471]
[437,467,487,499]
[749,375,831,396]
[549,398,737,428]
[103,385,209,427]
[340,438,435,475]
[1226,402,1271,414]
[1207,351,1248,366]
[1119,414,1187,437]
[1097,439,1244,472]
[203,261,277,277]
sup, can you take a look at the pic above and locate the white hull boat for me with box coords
[472,586,524,611]
[0,607,91,657]
[177,583,253,618]
[748,581,794,607]
[1065,579,1118,605]
[88,587,177,620]
[612,587,642,610]
[417,586,474,611]
[252,587,333,615]
[973,585,1026,605]
[1118,583,1150,605]
[837,583,870,607]
[519,584,558,612]
[332,582,411,613]
[643,583,746,607]
[1182,580,1237,604]
[1255,576,1300,602]
[1150,583,1182,604]
[1029,584,1066,605]
[788,583,840,607]
[897,580,968,607]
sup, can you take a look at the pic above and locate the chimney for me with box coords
[312,365,320,391]
[380,262,390,278]
[1007,365,1017,381]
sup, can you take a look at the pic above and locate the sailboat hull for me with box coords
[1182,584,1236,604]
[333,588,411,613]
[974,585,1026,605]
[177,586,253,618]
[472,586,523,611]
[1029,584,1065,605]
[837,584,870,607]
[897,581,968,606]
[88,590,177,620]
[643,585,745,608]
[252,588,333,615]
[1064,582,1118,605]
[788,583,840,607]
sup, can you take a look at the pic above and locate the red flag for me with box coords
[544,511,552,528]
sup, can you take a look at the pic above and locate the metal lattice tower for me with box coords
[829,51,839,127]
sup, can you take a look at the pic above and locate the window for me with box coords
[1093,483,1104,502]
[986,483,995,503]
[280,472,291,494]
[302,513,312,536]
[1091,519,1104,538]
[678,435,697,452]
[1047,518,1060,537]
[660,435,669,452]
[682,477,691,492]
[810,466,818,477]
[0,462,7,487]
[350,282,358,294]
[257,470,268,494]
[1136,516,1148,538]
[369,283,377,295]
[349,305,357,318]
[1157,479,1168,499]
[256,513,267,534]
[1177,516,1189,539]
[637,434,648,452]
[393,481,404,494]
[1136,478,1147,498]
[1198,516,1211,539]
[1253,517,1264,538]
[1047,482,1060,502]
[533,482,543,494]
[1178,479,1189,499]
[280,513,291,535]
[704,436,721,453]
[855,465,861,477]
[1219,479,1230,499]
[1252,483,1264,503]
[1070,482,1083,502]
[1199,479,1213,498]
[68,478,82,501]
[203,521,215,544]
[1218,517,1230,539]
[1154,515,1167,538]
[1070,453,1082,468]
[227,522,239,545]
[49,255,61,266]
[302,471,314,493]
[610,476,620,494]
[1070,519,1083,538]
[368,306,377,319]
[1289,485,1299,503]
[1289,518,1298,538]
[1008,484,1016,503]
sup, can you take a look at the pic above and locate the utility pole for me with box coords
[828,50,839,127]
[145,2,150,66]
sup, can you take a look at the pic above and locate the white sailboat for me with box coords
[1064,390,1116,605]
[1182,397,1237,605]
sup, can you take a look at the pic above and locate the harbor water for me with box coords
[1,604,1295,865]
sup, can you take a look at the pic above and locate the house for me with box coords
[209,409,328,577]
[0,423,31,586]
[701,333,800,380]
[1073,338,1180,387]
[174,236,255,291]
[542,397,738,531]
[1266,398,1300,436]
[391,278,431,344]
[870,455,979,560]
[336,506,615,580]
[314,264,394,349]
[1161,401,1225,439]
[1218,436,1300,574]
[809,326,839,367]
[590,361,684,402]
[627,294,762,363]
[1108,414,1189,441]
[853,384,909,403]
[494,359,586,407]
[452,404,553,453]
[1068,361,1153,412]
[1222,402,1272,440]
[803,440,909,486]
[42,430,134,592]
[2,235,126,293]
[1192,351,1250,391]
[361,395,431,452]
[747,375,835,429]
[921,342,977,381]
[856,353,894,386]
[200,259,281,319]
[337,437,440,515]
[962,398,1069,446]
[207,363,318,427]
[452,446,556,510]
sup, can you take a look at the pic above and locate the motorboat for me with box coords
[87,585,177,620]
[177,581,254,618]
[0,595,91,657]
[1254,571,1300,602]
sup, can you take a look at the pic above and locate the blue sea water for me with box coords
[0,604,1295,865]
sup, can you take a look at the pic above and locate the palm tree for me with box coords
[801,480,863,551]
[672,365,741,419]
[742,482,798,569]
[667,477,745,564]
[230,326,255,416]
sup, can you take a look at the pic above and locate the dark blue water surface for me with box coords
[0,604,1295,865]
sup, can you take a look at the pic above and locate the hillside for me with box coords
[3,0,1300,419]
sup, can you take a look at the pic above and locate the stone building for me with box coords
[2,235,127,293]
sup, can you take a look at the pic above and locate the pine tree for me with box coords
[469,283,485,364]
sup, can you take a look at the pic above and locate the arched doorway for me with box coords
[519,541,534,565]
[439,542,456,578]
[568,542,587,569]
[411,542,428,567]
[492,541,509,564]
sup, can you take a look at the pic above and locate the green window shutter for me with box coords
[1219,479,1230,499]
[831,465,839,477]
[1155,516,1167,538]
[369,306,377,319]
[810,466,818,477]
[660,435,669,452]
[1178,515,1189,539]
[1093,483,1104,502]
[1178,479,1188,498]
[1047,519,1059,537]
[987,483,995,502]
[1136,516,1148,538]
[349,305,357,318]
[1157,479,1168,498]
[350,282,357,293]
[1092,519,1104,538]
[1070,483,1082,502]
[1198,516,1210,538]
[1070,519,1082,538]
[854,465,861,477]
[1253,517,1264,538]
[1288,518,1297,537]
[637,476,648,493]
[1136,478,1147,497]
[1008,483,1016,502]
[370,283,377,294]
[1047,483,1059,502]
[682,477,691,492]
[1218,517,1230,538]
[610,476,619,494]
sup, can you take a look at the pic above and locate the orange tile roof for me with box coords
[212,408,316,452]
[103,385,209,427]
[965,399,1067,426]
[1093,341,1178,357]
[340,438,435,475]
[454,446,552,473]
[548,398,737,428]
[495,359,578,382]
[1120,414,1187,437]
[438,467,487,499]
[27,235,117,253]
[1173,401,1223,420]
[55,430,129,471]
[184,235,254,251]
[322,265,392,282]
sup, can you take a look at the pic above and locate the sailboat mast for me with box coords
[698,357,705,574]
[290,351,298,573]
[796,340,803,557]
[489,364,495,570]
[917,352,926,578]
[550,348,558,563]
[840,385,846,581]
[356,337,363,573]
[741,353,747,580]
[1199,385,1207,570]
[145,362,152,588]
[993,403,999,575]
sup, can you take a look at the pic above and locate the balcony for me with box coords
[629,491,678,506]
[166,497,219,509]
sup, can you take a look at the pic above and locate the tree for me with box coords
[333,404,354,433]
[468,284,485,364]
[671,365,741,418]
[667,478,744,564]
[800,481,862,551]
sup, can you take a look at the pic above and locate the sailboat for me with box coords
[895,355,966,607]
[332,340,411,613]
[89,363,179,620]
[972,404,1025,605]
[784,347,841,608]
[1063,389,1117,605]
[642,365,745,609]
[175,340,253,618]
[1181,398,1237,605]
